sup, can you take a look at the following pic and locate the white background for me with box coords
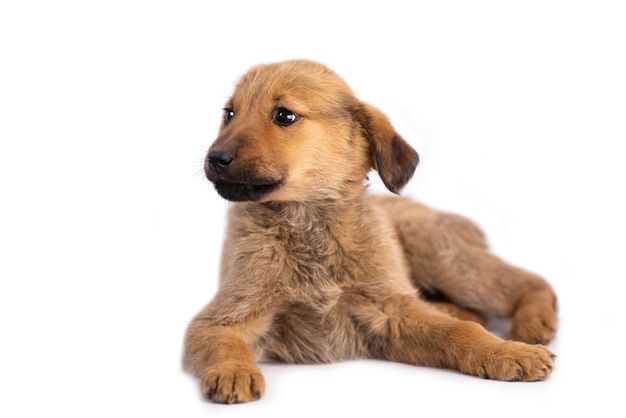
[1,1,625,417]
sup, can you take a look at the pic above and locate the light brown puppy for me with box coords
[183,60,558,404]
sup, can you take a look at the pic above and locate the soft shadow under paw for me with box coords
[485,317,512,339]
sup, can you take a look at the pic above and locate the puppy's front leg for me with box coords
[356,295,555,381]
[183,316,270,404]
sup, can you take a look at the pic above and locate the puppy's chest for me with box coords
[236,203,364,287]
[280,233,350,282]
[271,230,352,310]
[260,230,364,362]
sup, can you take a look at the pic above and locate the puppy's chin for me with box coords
[211,180,283,202]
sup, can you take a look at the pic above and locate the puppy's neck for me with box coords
[269,199,360,228]
[234,190,368,233]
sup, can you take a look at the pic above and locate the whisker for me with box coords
[194,151,209,182]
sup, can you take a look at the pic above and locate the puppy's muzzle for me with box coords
[204,147,285,202]
[207,150,235,174]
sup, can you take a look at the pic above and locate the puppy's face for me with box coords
[205,60,418,202]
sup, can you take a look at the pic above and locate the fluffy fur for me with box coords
[183,60,558,404]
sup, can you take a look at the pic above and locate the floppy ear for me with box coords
[352,102,419,194]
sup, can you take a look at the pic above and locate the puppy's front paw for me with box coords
[478,341,555,382]
[200,363,265,404]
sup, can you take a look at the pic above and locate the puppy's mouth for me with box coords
[204,151,286,201]
[211,179,283,202]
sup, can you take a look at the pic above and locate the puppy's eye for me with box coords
[273,108,298,127]
[223,108,235,125]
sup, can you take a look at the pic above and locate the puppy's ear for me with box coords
[352,102,419,194]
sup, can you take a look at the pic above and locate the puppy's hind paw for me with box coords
[510,300,558,345]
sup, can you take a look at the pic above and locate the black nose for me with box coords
[207,150,235,174]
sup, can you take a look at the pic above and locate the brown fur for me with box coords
[183,60,558,404]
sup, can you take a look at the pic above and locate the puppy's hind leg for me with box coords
[432,243,559,345]
[498,260,558,345]
[383,198,558,345]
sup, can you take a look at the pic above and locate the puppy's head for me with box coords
[205,59,419,202]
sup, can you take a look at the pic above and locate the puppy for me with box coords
[183,60,558,404]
